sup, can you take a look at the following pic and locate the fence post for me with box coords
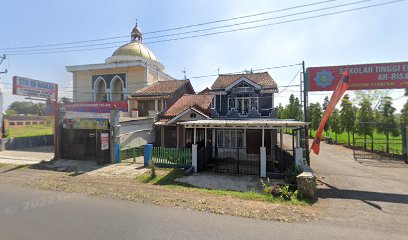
[192,144,198,172]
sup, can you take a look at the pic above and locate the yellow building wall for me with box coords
[72,66,146,102]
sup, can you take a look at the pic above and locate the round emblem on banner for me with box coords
[314,70,335,88]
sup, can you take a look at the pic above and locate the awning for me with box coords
[180,119,308,129]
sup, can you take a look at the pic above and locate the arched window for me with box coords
[95,78,107,102]
[111,76,124,102]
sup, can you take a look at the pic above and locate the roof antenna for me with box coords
[215,67,221,75]
[182,67,187,80]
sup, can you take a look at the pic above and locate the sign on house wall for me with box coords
[307,61,408,91]
[101,133,109,150]
[13,76,57,98]
[62,102,128,113]
[62,118,109,130]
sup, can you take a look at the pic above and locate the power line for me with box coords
[0,0,339,51]
[0,0,384,54]
[3,0,404,56]
[276,67,303,97]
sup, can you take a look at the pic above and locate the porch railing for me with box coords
[152,147,192,168]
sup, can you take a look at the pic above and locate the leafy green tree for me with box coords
[277,103,286,119]
[329,108,343,143]
[356,98,375,149]
[308,102,322,136]
[8,101,47,116]
[340,94,356,146]
[377,96,399,153]
[4,109,18,116]
[400,89,408,124]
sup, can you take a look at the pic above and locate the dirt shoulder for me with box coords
[0,164,318,223]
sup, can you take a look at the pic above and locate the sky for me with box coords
[0,0,407,112]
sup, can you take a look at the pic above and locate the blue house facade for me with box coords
[209,72,278,118]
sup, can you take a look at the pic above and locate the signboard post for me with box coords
[12,76,59,159]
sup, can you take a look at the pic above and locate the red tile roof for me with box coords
[132,80,193,96]
[160,94,213,119]
[211,72,277,90]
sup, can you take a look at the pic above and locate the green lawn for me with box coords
[6,125,53,138]
[309,129,403,155]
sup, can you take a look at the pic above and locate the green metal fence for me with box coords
[120,146,144,163]
[152,147,192,168]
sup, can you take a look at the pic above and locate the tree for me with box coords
[322,96,330,137]
[356,98,375,149]
[308,102,322,137]
[8,101,47,116]
[277,103,286,119]
[330,108,343,143]
[377,96,399,153]
[400,89,408,124]
[340,94,356,146]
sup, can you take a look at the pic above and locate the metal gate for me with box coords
[198,146,260,175]
[353,122,406,160]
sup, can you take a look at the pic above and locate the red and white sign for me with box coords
[63,102,128,113]
[101,133,109,150]
[307,61,408,91]
[13,76,57,98]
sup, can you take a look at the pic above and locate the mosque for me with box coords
[66,23,175,103]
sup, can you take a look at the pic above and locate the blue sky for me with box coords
[0,0,407,111]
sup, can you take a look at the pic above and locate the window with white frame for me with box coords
[229,94,258,115]
[216,129,245,148]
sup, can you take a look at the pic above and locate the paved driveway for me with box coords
[308,138,408,234]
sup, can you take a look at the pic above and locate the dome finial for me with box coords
[131,20,142,42]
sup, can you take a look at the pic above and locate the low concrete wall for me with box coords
[1,135,54,150]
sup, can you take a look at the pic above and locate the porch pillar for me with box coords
[260,147,266,177]
[296,130,300,148]
[204,128,207,147]
[280,127,283,148]
[193,127,197,144]
[295,147,305,168]
[154,100,158,112]
[212,128,215,147]
[176,125,180,148]
[192,144,198,173]
[160,126,165,147]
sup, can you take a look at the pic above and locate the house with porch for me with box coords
[128,79,195,117]
[154,72,308,177]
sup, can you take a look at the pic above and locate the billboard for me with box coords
[62,102,128,113]
[13,76,57,98]
[307,61,408,91]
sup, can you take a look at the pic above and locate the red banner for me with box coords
[63,102,128,113]
[307,61,408,91]
[311,70,350,155]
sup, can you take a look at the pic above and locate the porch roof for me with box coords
[180,119,308,129]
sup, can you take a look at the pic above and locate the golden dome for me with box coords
[111,42,159,62]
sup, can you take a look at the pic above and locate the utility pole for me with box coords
[302,61,310,166]
[0,55,7,74]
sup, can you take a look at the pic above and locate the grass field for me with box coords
[309,129,403,155]
[6,125,53,138]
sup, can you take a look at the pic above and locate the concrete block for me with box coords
[297,171,317,200]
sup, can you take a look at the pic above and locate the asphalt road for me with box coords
[1,184,406,240]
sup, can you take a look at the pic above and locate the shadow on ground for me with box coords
[318,181,408,205]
